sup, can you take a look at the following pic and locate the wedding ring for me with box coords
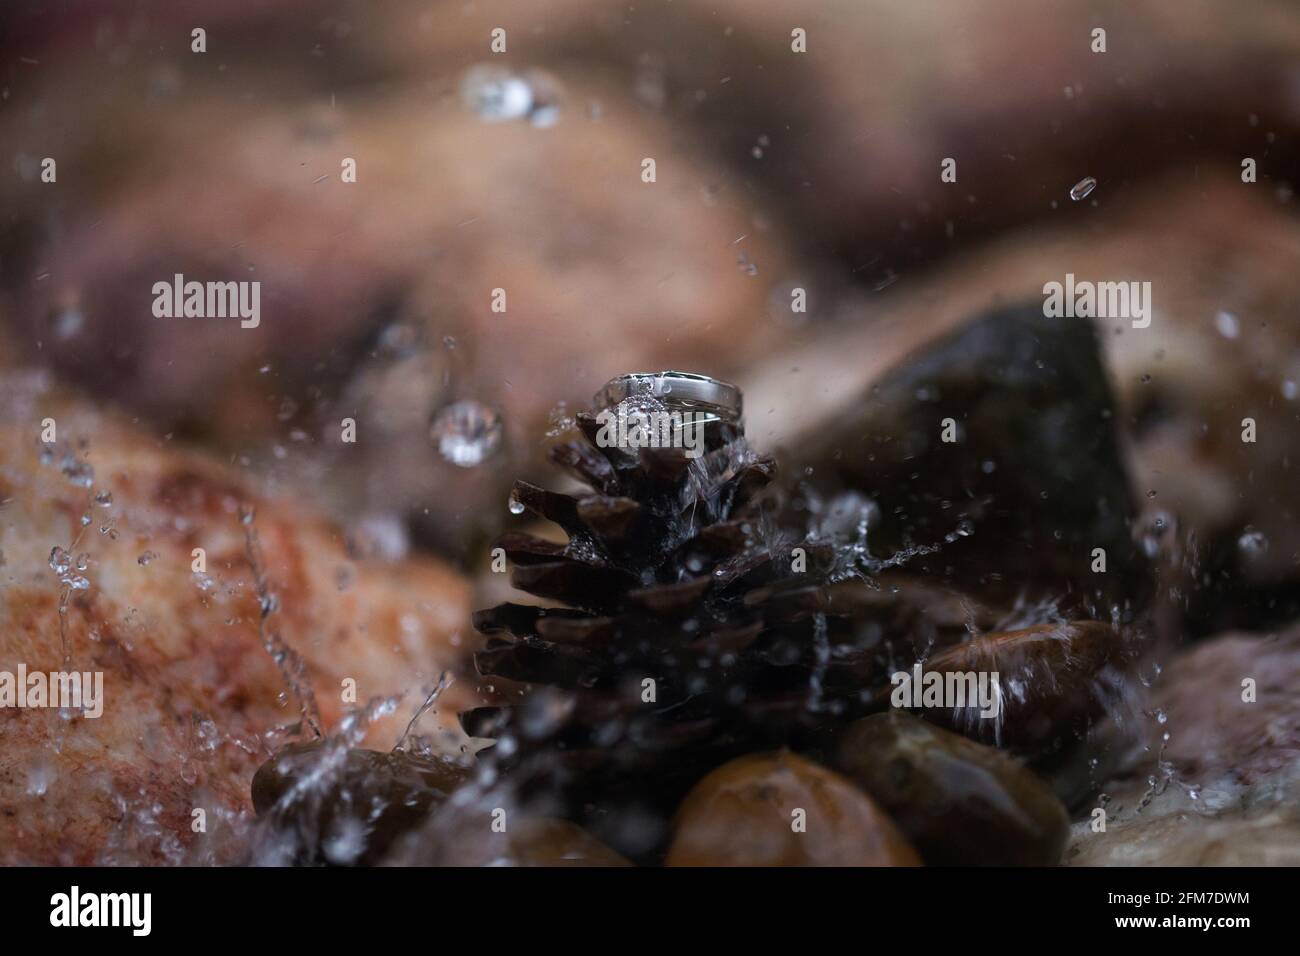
[594,371,743,424]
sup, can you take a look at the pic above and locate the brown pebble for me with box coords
[666,751,921,867]
[919,620,1134,753]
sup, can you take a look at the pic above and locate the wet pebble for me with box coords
[916,620,1134,755]
[835,712,1069,865]
[665,751,920,866]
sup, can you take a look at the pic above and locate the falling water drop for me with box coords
[431,400,504,468]
[1214,310,1240,339]
[48,546,72,576]
[1237,529,1269,556]
[1069,176,1097,201]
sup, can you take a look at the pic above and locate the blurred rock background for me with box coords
[2,0,1299,863]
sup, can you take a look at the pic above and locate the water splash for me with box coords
[394,672,452,754]
[240,503,322,738]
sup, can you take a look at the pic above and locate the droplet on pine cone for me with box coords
[835,711,1069,865]
[665,751,921,867]
[251,741,469,865]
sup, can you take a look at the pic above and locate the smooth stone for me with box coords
[792,302,1148,619]
[916,620,1136,755]
[836,712,1069,865]
[666,750,921,866]
[1068,627,1300,865]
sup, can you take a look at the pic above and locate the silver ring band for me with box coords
[594,371,743,424]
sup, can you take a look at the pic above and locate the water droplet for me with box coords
[1069,176,1097,201]
[94,491,113,507]
[48,546,71,575]
[545,402,576,438]
[431,400,503,468]
[26,761,52,797]
[530,104,560,128]
[1238,529,1269,555]
[349,513,410,562]
[53,308,84,340]
[518,688,575,740]
[137,551,158,566]
[461,64,533,121]
[1214,310,1240,339]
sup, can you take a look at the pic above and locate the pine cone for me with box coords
[458,373,1009,855]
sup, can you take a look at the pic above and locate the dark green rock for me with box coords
[794,303,1148,619]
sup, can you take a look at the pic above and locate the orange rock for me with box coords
[0,370,476,864]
